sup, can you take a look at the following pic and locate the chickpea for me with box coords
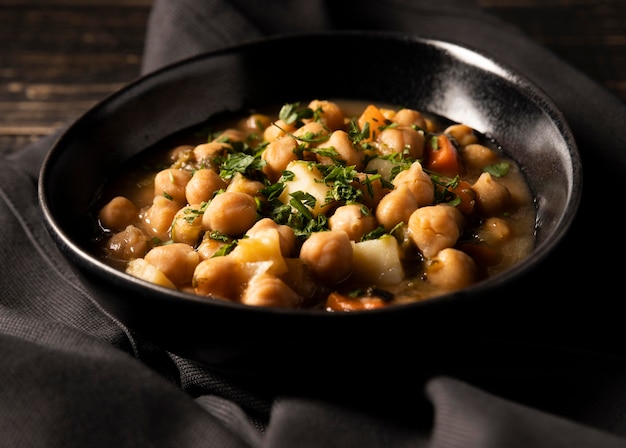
[472,172,513,216]
[316,130,365,170]
[241,113,272,135]
[196,232,229,260]
[476,217,513,247]
[240,273,301,308]
[167,144,194,165]
[141,195,181,242]
[185,169,227,205]
[112,170,153,209]
[353,172,386,210]
[104,225,150,262]
[215,128,246,143]
[424,118,438,133]
[328,204,377,242]
[306,99,345,131]
[281,258,319,307]
[262,135,299,182]
[425,247,478,290]
[203,191,258,236]
[98,196,139,231]
[226,172,264,197]
[407,204,464,258]
[392,161,434,207]
[144,243,200,287]
[393,108,427,129]
[444,124,478,147]
[263,119,296,142]
[170,203,205,245]
[299,230,353,284]
[292,121,329,149]
[375,184,419,231]
[193,256,244,300]
[379,108,396,120]
[460,143,499,171]
[377,126,424,159]
[193,141,230,167]
[246,218,296,257]
[153,168,192,205]
[497,165,533,208]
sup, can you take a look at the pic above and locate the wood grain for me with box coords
[1,0,624,155]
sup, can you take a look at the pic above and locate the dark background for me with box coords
[1,0,625,156]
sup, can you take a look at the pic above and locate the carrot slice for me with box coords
[326,291,388,311]
[449,180,476,216]
[425,134,464,177]
[357,104,388,143]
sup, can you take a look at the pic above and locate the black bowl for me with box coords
[38,31,581,384]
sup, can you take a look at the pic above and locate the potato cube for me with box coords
[278,160,333,216]
[230,228,288,276]
[351,236,405,286]
[126,258,177,289]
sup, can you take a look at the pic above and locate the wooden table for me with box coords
[1,0,625,156]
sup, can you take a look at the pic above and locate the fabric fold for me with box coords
[2,0,626,446]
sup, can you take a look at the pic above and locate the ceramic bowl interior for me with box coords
[39,31,581,381]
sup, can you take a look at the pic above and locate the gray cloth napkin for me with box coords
[2,0,626,446]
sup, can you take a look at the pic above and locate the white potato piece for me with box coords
[351,236,405,286]
[126,258,177,290]
[246,218,296,257]
[365,156,396,184]
[230,227,289,276]
[278,160,333,216]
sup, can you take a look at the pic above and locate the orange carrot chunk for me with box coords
[449,180,476,216]
[357,104,388,143]
[326,291,388,311]
[425,134,464,177]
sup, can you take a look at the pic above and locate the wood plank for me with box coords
[0,2,150,155]
[0,0,153,6]
[482,0,626,101]
[1,0,624,156]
